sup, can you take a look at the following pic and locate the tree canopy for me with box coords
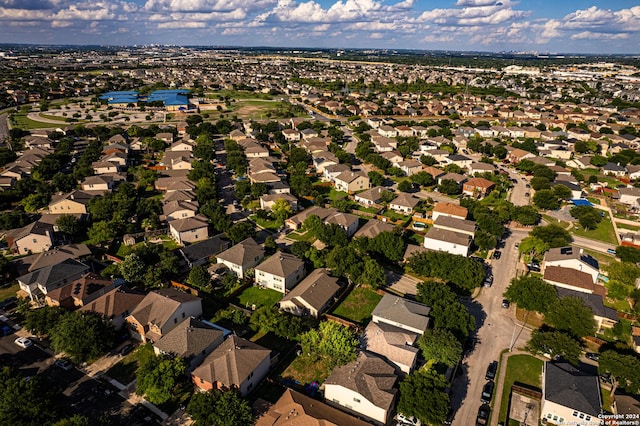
[545,296,597,339]
[526,330,582,365]
[503,276,557,314]
[136,354,186,405]
[50,312,115,364]
[599,350,640,395]
[408,251,485,293]
[417,328,463,367]
[186,389,254,426]
[530,224,572,248]
[398,370,450,426]
[300,321,358,369]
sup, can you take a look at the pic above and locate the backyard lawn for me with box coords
[331,285,382,324]
[572,215,618,245]
[497,354,543,425]
[0,283,19,301]
[235,286,282,310]
[281,354,334,385]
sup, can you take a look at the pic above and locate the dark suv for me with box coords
[485,361,498,380]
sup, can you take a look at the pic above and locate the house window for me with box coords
[33,238,37,243]
[585,416,591,421]
[573,411,578,417]
[353,397,360,403]
[182,312,185,318]
[579,414,584,419]
[174,318,178,324]
[200,378,204,384]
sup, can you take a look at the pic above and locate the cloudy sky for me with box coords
[1,0,639,53]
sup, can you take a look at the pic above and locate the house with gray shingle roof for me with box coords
[216,237,264,279]
[371,293,431,335]
[255,252,305,294]
[323,351,399,425]
[541,361,601,425]
[279,269,341,318]
[153,317,225,371]
[17,258,90,303]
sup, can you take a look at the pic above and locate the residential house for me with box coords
[619,187,640,207]
[462,177,495,198]
[256,388,371,426]
[92,161,120,175]
[627,164,640,181]
[432,202,468,221]
[153,317,225,372]
[333,171,370,194]
[17,259,90,303]
[282,129,301,142]
[552,181,583,199]
[364,320,419,374]
[48,190,94,215]
[437,172,466,187]
[380,151,403,165]
[542,247,599,284]
[541,361,601,425]
[389,193,420,214]
[279,269,341,318]
[556,288,617,333]
[45,273,120,309]
[80,286,145,330]
[508,148,536,164]
[254,252,305,294]
[285,206,338,230]
[468,162,496,175]
[354,186,386,207]
[323,163,351,183]
[11,243,91,276]
[5,221,54,255]
[372,294,431,335]
[323,351,398,425]
[81,175,114,194]
[162,200,199,222]
[216,238,265,279]
[192,335,271,396]
[603,162,627,177]
[378,125,398,138]
[126,288,203,342]
[444,154,473,169]
[423,227,472,257]
[169,215,209,245]
[353,219,396,239]
[259,193,298,212]
[397,159,423,176]
[178,235,230,269]
[543,266,605,296]
[433,215,476,237]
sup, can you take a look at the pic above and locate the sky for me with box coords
[0,0,639,54]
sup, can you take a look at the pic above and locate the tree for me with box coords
[136,355,186,405]
[358,257,385,288]
[272,198,292,222]
[418,328,463,367]
[398,370,450,426]
[53,415,91,426]
[530,224,572,248]
[420,154,437,166]
[300,321,357,368]
[410,171,434,187]
[590,155,608,167]
[397,180,412,192]
[187,389,254,426]
[415,280,476,341]
[615,246,640,264]
[526,330,582,365]
[226,221,256,244]
[545,296,597,338]
[291,241,311,259]
[570,205,602,230]
[408,251,485,292]
[533,189,560,210]
[87,220,117,245]
[119,253,146,284]
[368,171,384,187]
[50,312,115,363]
[438,179,461,195]
[187,265,211,290]
[55,214,80,237]
[24,305,64,336]
[605,261,640,287]
[249,306,311,340]
[503,276,557,314]
[553,184,572,200]
[201,201,231,232]
[0,366,60,425]
[370,230,406,262]
[380,189,396,203]
[599,350,640,395]
[511,206,540,226]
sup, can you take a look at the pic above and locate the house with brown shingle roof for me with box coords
[432,202,468,221]
[45,272,120,309]
[389,193,420,214]
[323,351,398,425]
[153,317,225,372]
[543,266,605,296]
[126,288,202,343]
[216,238,265,279]
[364,320,420,374]
[255,252,305,294]
[462,177,495,198]
[279,268,341,318]
[191,335,271,396]
[80,286,145,330]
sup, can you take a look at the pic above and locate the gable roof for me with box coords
[372,293,431,333]
[46,272,117,305]
[324,351,398,413]
[179,234,230,264]
[334,170,366,184]
[191,335,270,386]
[555,288,617,321]
[255,252,304,278]
[17,258,90,288]
[354,219,396,239]
[433,215,477,234]
[128,288,201,329]
[216,237,264,267]
[80,286,145,320]
[544,361,601,416]
[364,321,419,371]
[279,268,340,312]
[432,202,467,219]
[543,266,602,295]
[154,317,224,359]
[169,215,209,232]
[544,246,599,270]
[424,227,472,246]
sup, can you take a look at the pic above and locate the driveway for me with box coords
[450,230,532,426]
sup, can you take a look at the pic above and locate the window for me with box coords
[553,416,558,421]
[579,414,584,419]
[585,416,591,421]
[174,318,178,324]
[182,312,185,318]
[353,398,360,403]
[573,412,579,417]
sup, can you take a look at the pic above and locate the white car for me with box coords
[396,413,421,426]
[14,337,33,349]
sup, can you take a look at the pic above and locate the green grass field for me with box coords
[497,354,543,424]
[235,286,282,309]
[331,285,382,324]
[0,283,19,301]
[11,113,58,129]
[572,215,618,245]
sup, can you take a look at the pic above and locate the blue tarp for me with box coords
[570,199,593,207]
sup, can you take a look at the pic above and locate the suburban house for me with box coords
[79,286,146,330]
[371,293,431,335]
[92,161,120,175]
[11,243,92,276]
[162,200,199,221]
[462,177,495,198]
[433,215,476,237]
[364,320,420,374]
[353,219,396,239]
[389,193,421,214]
[354,186,386,206]
[17,259,90,303]
[254,252,306,294]
[153,317,226,372]
[45,273,121,309]
[48,190,94,214]
[333,171,370,194]
[619,187,640,207]
[255,388,370,426]
[191,335,271,397]
[259,193,298,212]
[81,175,114,193]
[278,268,341,318]
[169,215,210,245]
[431,202,468,221]
[423,227,472,257]
[542,247,599,284]
[323,351,398,425]
[126,288,203,343]
[543,266,605,296]
[323,163,351,183]
[285,206,338,230]
[541,361,601,425]
[5,221,54,255]
[556,288,617,333]
[215,237,265,279]
[397,159,423,176]
[178,235,230,269]
[324,212,360,237]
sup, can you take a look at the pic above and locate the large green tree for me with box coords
[187,265,211,291]
[300,321,358,369]
[545,296,596,338]
[398,370,450,426]
[187,389,254,426]
[503,276,557,314]
[136,355,186,405]
[599,350,640,395]
[0,367,60,425]
[526,330,582,365]
[119,253,147,284]
[417,328,463,367]
[530,224,572,248]
[226,221,256,244]
[50,312,115,363]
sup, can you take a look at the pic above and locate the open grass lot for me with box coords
[497,354,543,424]
[616,222,640,231]
[11,112,57,129]
[281,354,334,385]
[572,215,618,245]
[235,286,282,309]
[581,248,616,266]
[331,285,382,324]
[0,283,19,301]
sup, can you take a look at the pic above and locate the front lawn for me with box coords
[572,215,618,245]
[331,285,382,324]
[105,343,154,386]
[497,354,543,425]
[235,286,282,309]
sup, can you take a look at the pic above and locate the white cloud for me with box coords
[418,0,527,26]
[571,31,629,40]
[143,0,274,13]
[157,21,207,28]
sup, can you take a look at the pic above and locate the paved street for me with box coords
[451,229,532,426]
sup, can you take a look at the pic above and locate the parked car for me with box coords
[476,405,490,425]
[493,250,501,259]
[524,192,530,197]
[485,361,498,380]
[586,352,600,362]
[396,413,420,425]
[14,337,32,349]
[481,380,495,404]
[119,343,134,357]
[607,248,617,255]
[502,299,510,309]
[0,296,17,311]
[484,275,493,288]
[0,325,12,336]
[527,263,541,272]
[54,358,73,371]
